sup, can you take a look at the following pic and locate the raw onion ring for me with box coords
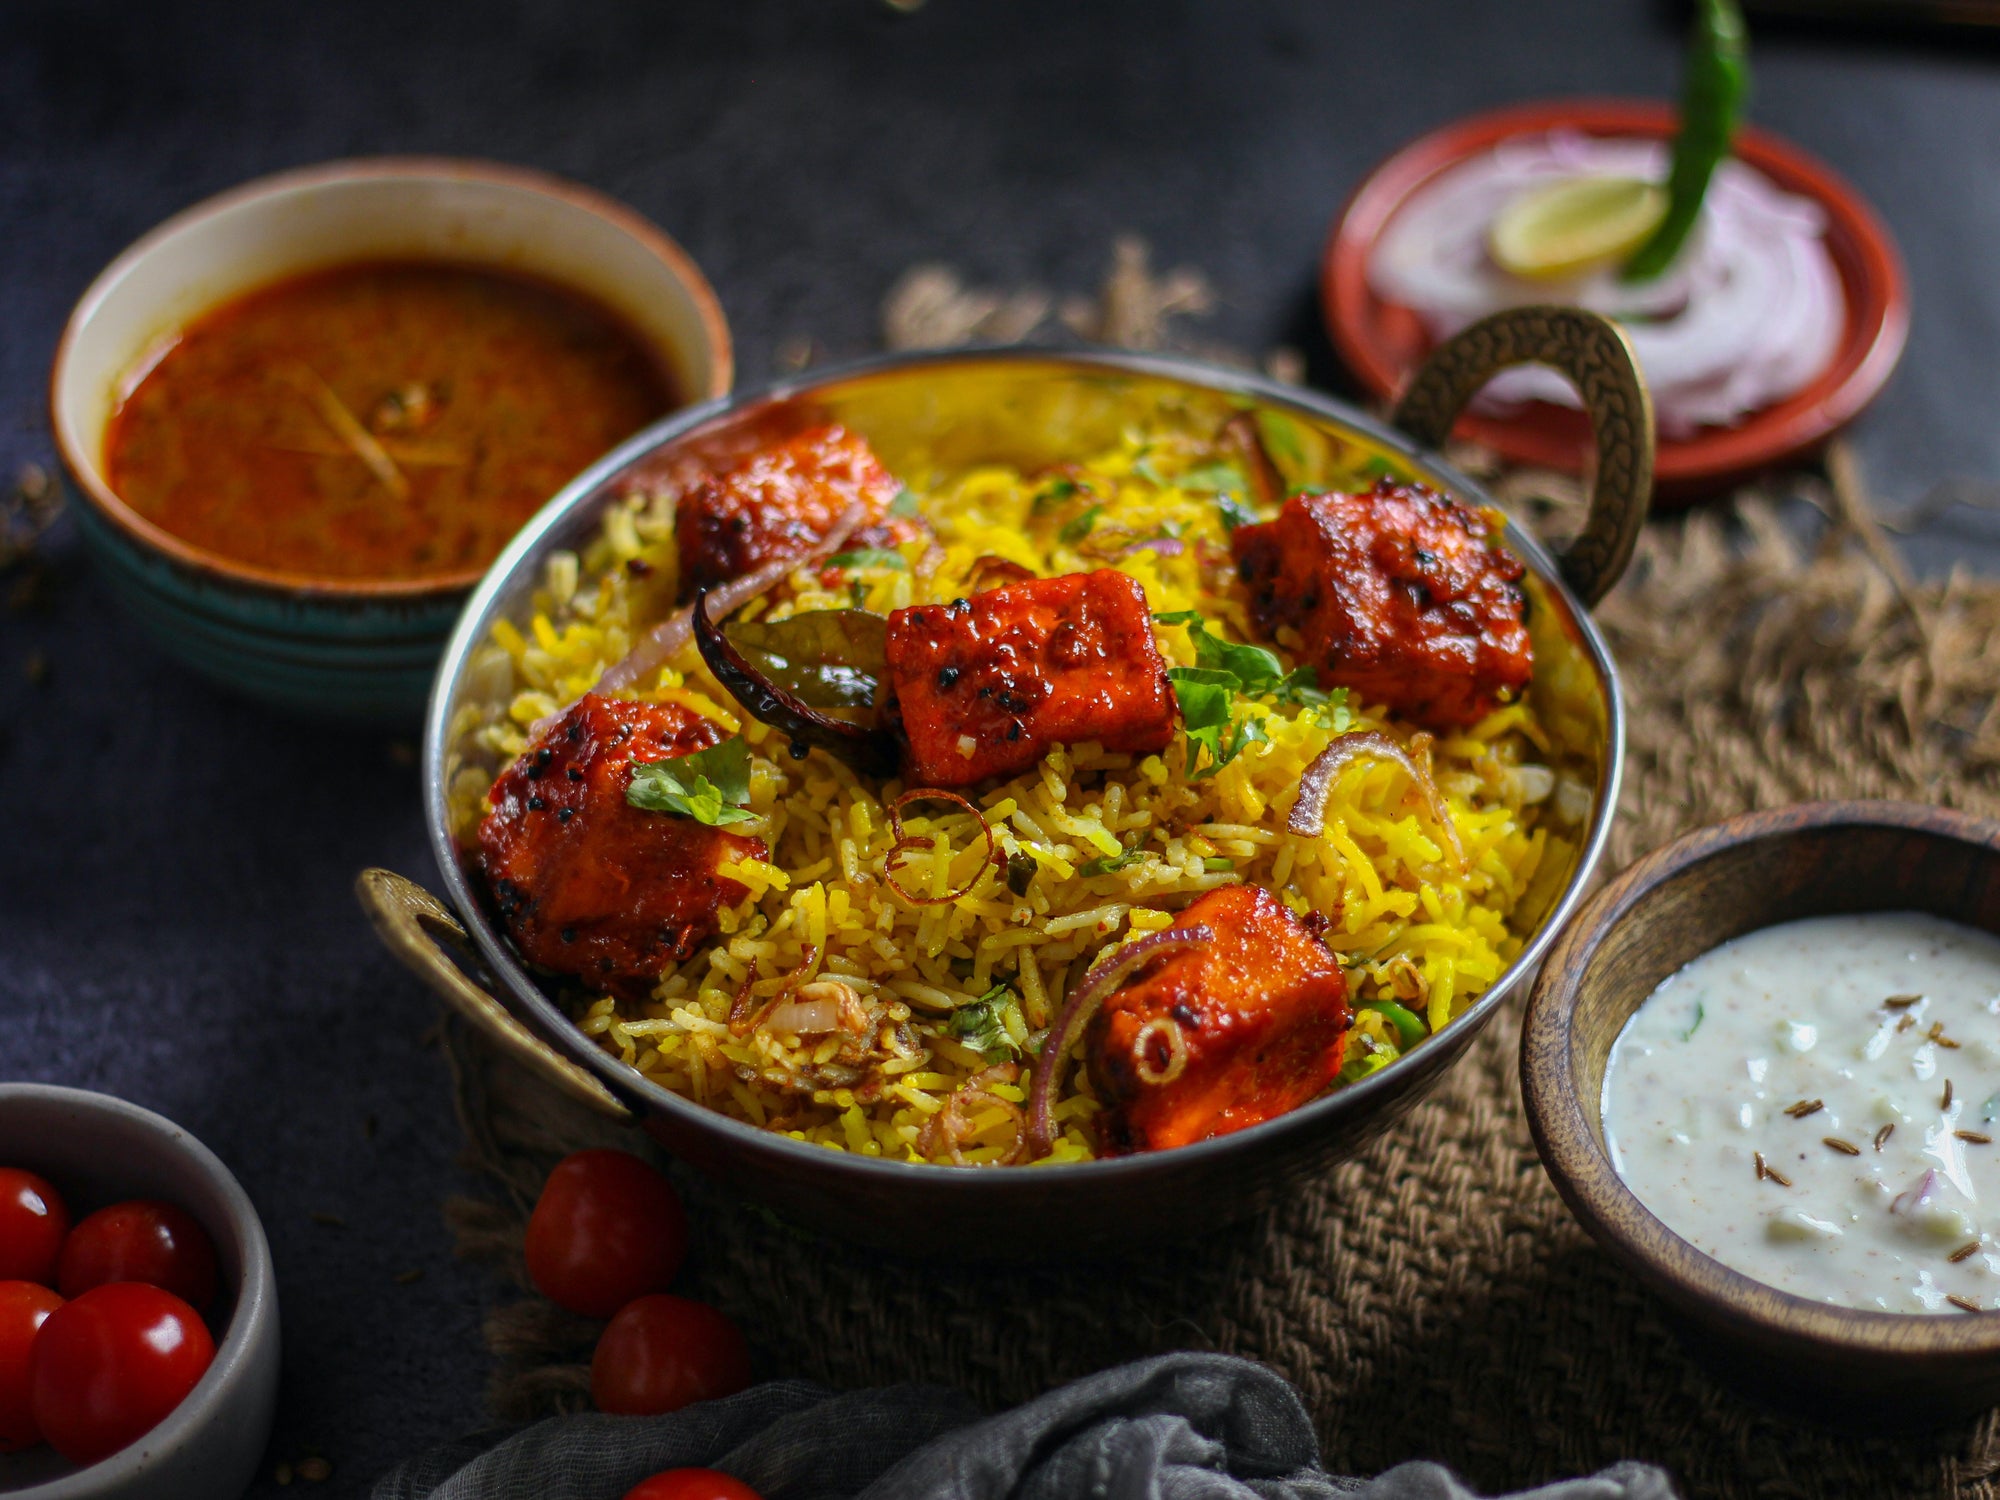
[883,789,996,907]
[1289,730,1466,873]
[1024,924,1213,1160]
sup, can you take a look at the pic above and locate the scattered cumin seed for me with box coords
[308,1210,346,1227]
[1875,1124,1895,1151]
[1929,1021,1963,1049]
[1951,1242,1982,1263]
[1958,1131,1993,1145]
[1784,1098,1825,1118]
[1898,1014,1916,1032]
[297,1457,332,1483]
[1766,1165,1794,1187]
[1754,1151,1769,1180]
[1823,1136,1861,1156]
[395,1268,424,1285]
[1885,994,1922,1009]
[1949,1294,1983,1313]
[1945,1080,1955,1110]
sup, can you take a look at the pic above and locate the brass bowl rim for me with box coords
[422,343,1628,1187]
[1523,798,2000,1356]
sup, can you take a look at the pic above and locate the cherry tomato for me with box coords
[0,1281,63,1452]
[623,1469,764,1500]
[0,1169,69,1286]
[30,1283,214,1464]
[525,1149,687,1318]
[57,1200,219,1313]
[591,1294,750,1416]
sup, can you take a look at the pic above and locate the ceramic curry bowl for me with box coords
[50,157,731,725]
[360,316,1651,1257]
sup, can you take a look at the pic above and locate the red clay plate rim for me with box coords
[48,156,734,602]
[1321,98,1910,490]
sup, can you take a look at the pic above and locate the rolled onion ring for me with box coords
[1288,730,1465,873]
[919,1063,1026,1167]
[1131,1015,1189,1087]
[883,789,996,907]
[592,502,867,698]
[1023,924,1214,1161]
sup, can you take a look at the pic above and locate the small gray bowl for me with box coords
[0,1086,280,1500]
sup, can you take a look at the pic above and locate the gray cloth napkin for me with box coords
[372,1352,1678,1500]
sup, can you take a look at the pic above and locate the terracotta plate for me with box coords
[1322,99,1910,501]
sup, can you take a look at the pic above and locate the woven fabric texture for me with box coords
[438,441,2000,1500]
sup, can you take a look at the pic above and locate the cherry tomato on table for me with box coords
[591,1294,750,1416]
[58,1200,219,1313]
[623,1468,764,1500]
[30,1282,214,1465]
[0,1169,69,1286]
[0,1280,63,1452]
[525,1149,687,1318]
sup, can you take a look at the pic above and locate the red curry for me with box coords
[103,261,675,582]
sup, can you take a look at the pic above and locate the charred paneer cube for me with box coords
[884,569,1177,787]
[476,694,763,994]
[1231,478,1531,731]
[674,423,925,598]
[1086,886,1351,1154]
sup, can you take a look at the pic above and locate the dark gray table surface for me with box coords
[3,2,1998,1494]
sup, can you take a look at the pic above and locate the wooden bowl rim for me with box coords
[1524,799,2000,1356]
[1321,98,1911,495]
[48,155,734,603]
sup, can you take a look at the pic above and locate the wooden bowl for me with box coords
[1323,99,1910,502]
[1523,801,2000,1429]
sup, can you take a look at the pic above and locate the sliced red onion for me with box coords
[1365,130,1845,438]
[1891,1170,1939,1217]
[1119,536,1186,559]
[592,502,866,698]
[1024,924,1213,1161]
[1288,730,1466,873]
[762,998,844,1038]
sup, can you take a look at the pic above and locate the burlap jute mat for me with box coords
[437,255,2000,1500]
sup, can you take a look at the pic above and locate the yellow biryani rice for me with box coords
[446,419,1580,1165]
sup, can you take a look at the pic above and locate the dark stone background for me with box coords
[1,1,1996,1493]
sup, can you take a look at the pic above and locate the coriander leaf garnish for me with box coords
[1131,456,1169,488]
[1215,493,1260,532]
[626,736,757,826]
[1681,1000,1705,1041]
[949,985,1022,1061]
[1179,459,1246,494]
[889,486,921,519]
[1077,848,1146,877]
[1153,609,1329,707]
[824,548,909,571]
[1057,504,1104,545]
[1030,477,1079,515]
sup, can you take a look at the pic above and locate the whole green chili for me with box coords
[1622,0,1749,282]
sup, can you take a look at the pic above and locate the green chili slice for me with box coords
[1360,999,1426,1048]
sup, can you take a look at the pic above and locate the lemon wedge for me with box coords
[1487,176,1669,281]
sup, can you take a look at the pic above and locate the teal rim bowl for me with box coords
[49,157,733,725]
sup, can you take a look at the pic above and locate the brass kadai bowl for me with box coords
[360,309,1653,1257]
